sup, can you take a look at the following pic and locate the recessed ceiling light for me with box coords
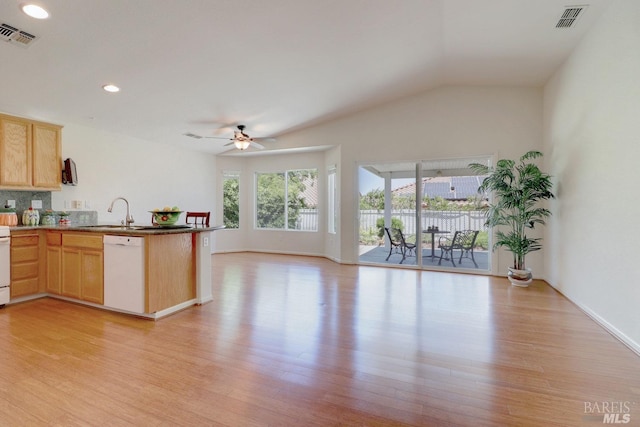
[102,84,120,93]
[21,4,49,19]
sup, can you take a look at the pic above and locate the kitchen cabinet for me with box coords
[46,231,62,294]
[32,122,63,188]
[61,233,103,304]
[10,230,40,298]
[8,226,213,319]
[0,113,62,190]
[146,233,195,313]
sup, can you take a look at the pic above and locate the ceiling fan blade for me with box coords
[250,141,265,150]
[252,137,276,143]
[203,136,233,140]
[223,141,235,146]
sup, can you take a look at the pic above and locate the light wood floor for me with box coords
[1,252,638,426]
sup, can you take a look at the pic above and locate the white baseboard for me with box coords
[544,281,640,357]
[212,249,352,264]
[572,300,640,357]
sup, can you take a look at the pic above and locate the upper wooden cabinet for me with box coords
[0,113,62,190]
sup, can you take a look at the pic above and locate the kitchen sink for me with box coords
[83,225,155,230]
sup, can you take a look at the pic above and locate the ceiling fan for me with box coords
[184,125,276,150]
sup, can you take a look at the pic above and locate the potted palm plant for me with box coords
[469,151,555,286]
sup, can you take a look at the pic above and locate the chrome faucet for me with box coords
[108,197,134,227]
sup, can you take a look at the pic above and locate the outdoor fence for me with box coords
[359,209,488,241]
[294,209,488,237]
[295,209,319,231]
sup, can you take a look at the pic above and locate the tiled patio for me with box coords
[359,245,490,270]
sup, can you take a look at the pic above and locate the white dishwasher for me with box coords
[103,235,145,314]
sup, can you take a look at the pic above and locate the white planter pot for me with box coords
[508,267,532,287]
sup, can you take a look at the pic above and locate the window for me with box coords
[222,172,240,229]
[255,169,318,231]
[328,166,337,234]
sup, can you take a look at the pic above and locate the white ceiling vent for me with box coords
[0,22,38,48]
[556,5,588,28]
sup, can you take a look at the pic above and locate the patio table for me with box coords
[422,229,450,260]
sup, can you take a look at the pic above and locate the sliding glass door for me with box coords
[358,157,491,273]
[358,163,418,266]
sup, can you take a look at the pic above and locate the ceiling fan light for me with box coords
[234,139,251,150]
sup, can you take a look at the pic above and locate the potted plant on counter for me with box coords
[469,151,555,286]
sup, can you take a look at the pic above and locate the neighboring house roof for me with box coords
[300,176,318,207]
[393,176,486,200]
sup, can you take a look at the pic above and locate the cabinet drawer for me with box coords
[46,232,62,246]
[11,235,39,246]
[62,234,103,250]
[11,277,39,298]
[11,245,39,262]
[12,260,38,279]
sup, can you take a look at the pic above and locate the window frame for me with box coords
[222,171,240,229]
[254,168,318,232]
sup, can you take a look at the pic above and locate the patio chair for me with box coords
[384,227,403,261]
[385,227,416,264]
[457,230,479,268]
[438,230,479,267]
[396,228,416,264]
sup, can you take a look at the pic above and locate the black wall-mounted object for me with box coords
[62,158,78,185]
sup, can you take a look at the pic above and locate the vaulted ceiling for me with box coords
[0,0,612,154]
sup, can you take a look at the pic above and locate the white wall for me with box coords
[52,123,217,226]
[275,86,543,269]
[544,0,640,351]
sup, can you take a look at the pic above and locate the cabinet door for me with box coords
[46,246,62,294]
[0,116,32,187]
[81,250,103,304]
[32,122,61,189]
[62,248,82,299]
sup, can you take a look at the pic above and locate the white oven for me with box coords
[0,226,10,306]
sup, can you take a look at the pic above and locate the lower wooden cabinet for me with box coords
[61,233,104,304]
[10,230,40,298]
[46,231,62,294]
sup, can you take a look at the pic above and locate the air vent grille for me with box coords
[556,5,588,28]
[0,23,18,42]
[0,22,38,47]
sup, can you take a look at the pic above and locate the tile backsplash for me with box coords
[0,190,51,213]
[0,190,97,225]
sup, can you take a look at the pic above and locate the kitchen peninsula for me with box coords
[9,224,223,319]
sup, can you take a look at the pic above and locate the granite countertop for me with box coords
[10,224,225,234]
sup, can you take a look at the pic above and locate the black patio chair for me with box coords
[384,227,403,261]
[438,230,479,267]
[457,230,479,268]
[396,228,416,264]
[384,227,416,264]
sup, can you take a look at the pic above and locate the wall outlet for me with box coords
[6,200,15,208]
[203,237,209,247]
[31,200,43,209]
